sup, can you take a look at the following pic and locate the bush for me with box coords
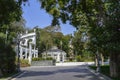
[32,57,53,61]
[76,55,83,62]
[20,59,30,67]
[0,43,16,75]
[32,57,45,61]
[81,50,94,62]
[100,65,110,77]
[16,59,30,67]
[46,57,53,60]
[75,54,94,62]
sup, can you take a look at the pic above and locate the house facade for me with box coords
[42,46,66,62]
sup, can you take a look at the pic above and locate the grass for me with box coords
[89,65,120,80]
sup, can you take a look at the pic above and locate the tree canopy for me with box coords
[38,0,120,77]
[0,0,22,27]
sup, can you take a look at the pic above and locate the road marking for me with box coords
[11,71,27,80]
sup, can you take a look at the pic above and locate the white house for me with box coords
[42,46,66,62]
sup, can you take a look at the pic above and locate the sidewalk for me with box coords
[56,62,94,66]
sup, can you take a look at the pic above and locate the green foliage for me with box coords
[82,50,94,61]
[16,59,30,67]
[0,33,6,45]
[61,35,71,55]
[89,65,120,80]
[72,30,84,55]
[34,26,71,57]
[100,65,110,77]
[0,43,16,75]
[32,57,45,61]
[75,55,82,62]
[26,0,120,77]
[0,0,22,26]
[19,59,30,67]
[89,65,97,70]
[46,57,53,60]
[0,0,26,77]
[32,57,53,61]
[75,54,94,62]
[89,65,110,76]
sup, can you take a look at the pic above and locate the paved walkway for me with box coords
[12,65,106,80]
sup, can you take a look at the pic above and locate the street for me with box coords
[12,65,105,80]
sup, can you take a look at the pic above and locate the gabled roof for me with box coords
[42,46,66,54]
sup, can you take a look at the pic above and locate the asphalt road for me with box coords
[13,66,104,80]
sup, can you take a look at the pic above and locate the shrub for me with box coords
[46,57,53,60]
[76,55,83,62]
[0,43,16,75]
[15,58,30,67]
[20,59,30,67]
[32,57,53,61]
[32,57,45,61]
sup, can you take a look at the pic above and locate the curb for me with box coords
[87,67,112,80]
[7,71,24,80]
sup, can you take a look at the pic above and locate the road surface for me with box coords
[13,66,104,80]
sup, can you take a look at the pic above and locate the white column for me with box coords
[57,54,60,62]
[36,48,38,58]
[28,43,32,64]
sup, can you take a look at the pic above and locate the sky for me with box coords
[22,0,76,35]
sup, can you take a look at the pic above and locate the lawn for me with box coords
[89,65,120,80]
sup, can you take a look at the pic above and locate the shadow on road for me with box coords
[17,66,101,80]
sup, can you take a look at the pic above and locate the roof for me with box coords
[42,46,66,54]
[47,49,63,53]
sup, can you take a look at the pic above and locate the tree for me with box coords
[104,0,120,77]
[38,0,120,77]
[0,42,16,75]
[0,0,24,76]
[33,25,71,58]
[62,34,71,56]
[21,0,120,77]
[0,0,22,27]
[34,27,54,54]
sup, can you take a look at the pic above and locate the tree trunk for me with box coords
[95,55,98,66]
[100,53,104,65]
[96,51,100,72]
[110,52,120,78]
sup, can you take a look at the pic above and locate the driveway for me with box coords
[13,66,104,80]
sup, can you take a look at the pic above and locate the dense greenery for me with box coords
[38,0,120,78]
[0,38,16,75]
[33,26,71,57]
[32,57,53,61]
[19,59,30,67]
[89,65,120,80]
[0,0,120,78]
[0,18,26,76]
[89,65,110,76]
[0,0,22,26]
[0,0,26,77]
